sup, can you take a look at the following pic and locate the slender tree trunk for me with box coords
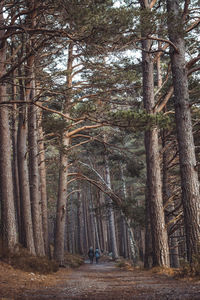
[38,108,49,256]
[28,102,45,256]
[0,3,17,251]
[82,192,89,253]
[26,0,45,256]
[140,1,170,267]
[121,164,137,261]
[11,82,21,240]
[144,187,153,268]
[104,151,119,259]
[162,131,180,268]
[167,0,200,262]
[77,191,83,254]
[54,42,73,264]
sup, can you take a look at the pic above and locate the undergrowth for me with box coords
[64,252,84,268]
[0,244,59,274]
[178,255,200,278]
[0,243,84,274]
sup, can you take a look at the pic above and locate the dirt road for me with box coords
[1,261,200,299]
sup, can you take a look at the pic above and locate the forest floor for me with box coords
[0,259,200,300]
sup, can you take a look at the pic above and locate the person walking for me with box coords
[95,248,100,264]
[88,246,94,264]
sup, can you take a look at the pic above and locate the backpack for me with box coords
[95,249,100,258]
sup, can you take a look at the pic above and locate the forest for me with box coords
[0,0,200,275]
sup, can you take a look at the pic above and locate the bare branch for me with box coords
[182,0,190,21]
[149,0,157,9]
[186,18,200,32]
[67,124,103,138]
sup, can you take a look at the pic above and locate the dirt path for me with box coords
[1,261,200,299]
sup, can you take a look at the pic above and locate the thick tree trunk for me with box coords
[17,104,36,255]
[0,3,17,251]
[167,0,200,262]
[140,2,170,266]
[54,133,69,263]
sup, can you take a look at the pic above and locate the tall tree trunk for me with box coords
[162,130,180,268]
[38,108,49,256]
[167,0,200,262]
[54,42,73,264]
[121,164,137,261]
[140,1,170,267]
[26,11,45,257]
[104,151,119,259]
[17,108,36,254]
[144,187,153,268]
[77,191,83,254]
[17,73,35,254]
[54,133,70,263]
[11,80,21,240]
[0,3,17,251]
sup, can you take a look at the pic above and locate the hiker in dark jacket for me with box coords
[88,247,94,264]
[95,248,100,264]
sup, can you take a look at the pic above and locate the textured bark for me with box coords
[54,42,73,264]
[54,133,69,263]
[141,2,170,267]
[38,108,49,256]
[11,88,21,240]
[26,2,45,256]
[121,164,137,261]
[104,153,119,259]
[17,104,36,255]
[162,130,180,268]
[82,193,89,253]
[144,188,153,268]
[0,3,17,251]
[28,103,45,256]
[167,0,200,262]
[77,191,83,254]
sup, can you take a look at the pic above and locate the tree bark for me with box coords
[104,151,119,259]
[54,42,73,264]
[140,1,170,267]
[26,0,45,256]
[38,108,49,256]
[0,2,17,251]
[17,103,36,255]
[167,0,200,262]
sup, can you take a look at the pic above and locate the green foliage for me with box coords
[109,109,173,131]
[42,113,69,136]
[126,159,143,178]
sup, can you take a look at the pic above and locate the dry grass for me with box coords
[176,255,200,279]
[116,258,135,271]
[150,266,179,277]
[64,252,85,268]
